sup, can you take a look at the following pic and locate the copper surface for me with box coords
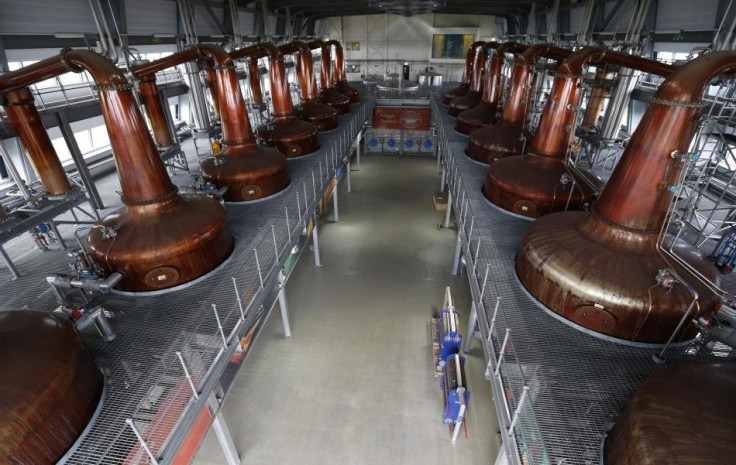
[580,67,613,131]
[138,76,176,147]
[516,51,733,343]
[307,40,350,114]
[442,41,484,104]
[248,61,264,106]
[456,42,528,135]
[279,41,338,131]
[204,67,222,121]
[232,43,319,157]
[467,44,571,164]
[0,310,102,464]
[605,362,736,465]
[325,40,360,103]
[134,45,290,203]
[448,42,498,116]
[2,87,73,195]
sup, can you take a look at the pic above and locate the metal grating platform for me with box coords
[432,88,736,465]
[0,88,374,465]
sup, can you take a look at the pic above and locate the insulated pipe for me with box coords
[456,42,528,135]
[324,40,360,103]
[515,52,736,344]
[307,40,350,114]
[279,41,338,131]
[0,49,233,291]
[2,87,73,195]
[137,75,176,147]
[443,40,485,104]
[466,44,572,164]
[580,67,613,131]
[448,41,499,116]
[485,46,677,218]
[231,43,319,157]
[134,45,290,198]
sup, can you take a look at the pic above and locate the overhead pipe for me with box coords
[307,40,350,115]
[514,51,736,344]
[176,0,212,133]
[279,41,338,131]
[456,42,528,135]
[448,42,499,116]
[1,87,73,195]
[0,49,234,291]
[442,41,485,104]
[485,46,676,218]
[466,44,572,165]
[88,0,118,63]
[231,42,319,157]
[133,45,290,200]
[324,40,360,103]
[137,75,177,147]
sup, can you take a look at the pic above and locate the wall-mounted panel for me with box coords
[656,0,717,30]
[126,0,178,35]
[0,0,97,34]
[193,4,224,36]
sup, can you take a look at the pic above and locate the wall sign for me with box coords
[372,107,431,131]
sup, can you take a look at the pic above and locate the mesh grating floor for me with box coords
[432,88,736,465]
[0,90,374,465]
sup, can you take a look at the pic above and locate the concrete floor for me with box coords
[193,154,500,465]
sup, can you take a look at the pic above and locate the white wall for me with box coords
[322,13,499,82]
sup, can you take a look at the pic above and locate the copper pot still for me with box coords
[232,43,319,158]
[605,362,736,465]
[455,43,528,136]
[325,40,360,103]
[448,41,497,117]
[0,310,103,464]
[0,49,234,292]
[466,45,571,165]
[484,47,675,219]
[279,41,338,131]
[133,45,290,203]
[308,40,351,115]
[515,52,736,344]
[442,41,484,104]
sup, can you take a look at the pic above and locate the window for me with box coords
[431,34,476,59]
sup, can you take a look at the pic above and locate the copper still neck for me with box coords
[137,75,176,148]
[231,42,294,118]
[279,41,319,100]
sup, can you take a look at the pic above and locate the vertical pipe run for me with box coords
[2,87,73,195]
[138,76,176,147]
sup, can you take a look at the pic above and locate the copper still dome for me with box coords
[484,46,675,218]
[448,42,497,117]
[455,43,528,135]
[279,41,338,131]
[605,362,736,465]
[232,43,319,158]
[442,41,484,104]
[466,44,571,165]
[515,51,735,344]
[308,40,351,115]
[325,40,361,103]
[0,49,233,292]
[0,310,103,464]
